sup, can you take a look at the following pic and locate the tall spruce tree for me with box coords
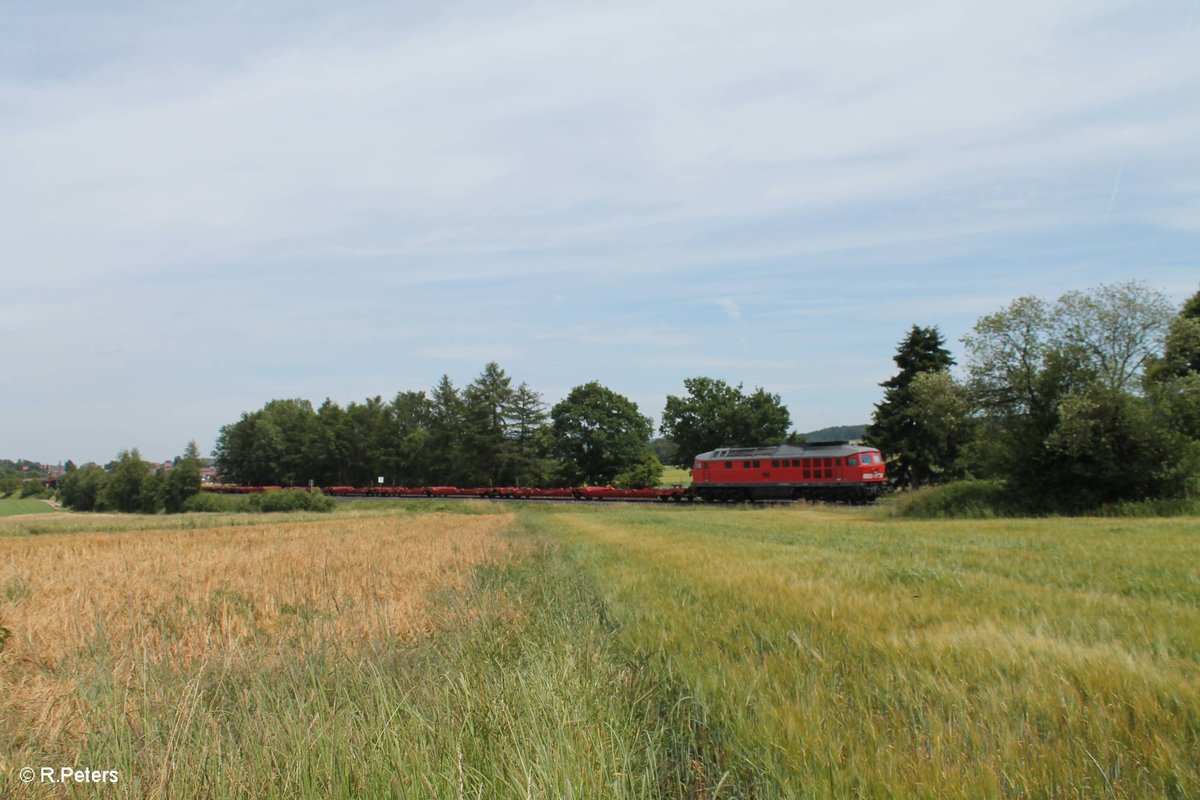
[506,382,549,486]
[866,325,956,488]
[462,362,515,486]
[428,375,466,484]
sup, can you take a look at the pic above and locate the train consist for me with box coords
[203,441,887,504]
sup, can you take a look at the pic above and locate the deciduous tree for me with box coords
[660,377,790,465]
[549,382,655,485]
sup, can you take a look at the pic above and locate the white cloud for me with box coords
[3,0,1198,460]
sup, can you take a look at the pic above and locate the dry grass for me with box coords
[0,513,515,768]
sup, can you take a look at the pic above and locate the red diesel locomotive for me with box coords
[690,441,886,502]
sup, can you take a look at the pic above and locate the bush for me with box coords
[19,480,50,499]
[1095,498,1200,517]
[182,492,249,513]
[247,489,335,513]
[889,479,1019,518]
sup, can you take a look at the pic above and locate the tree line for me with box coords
[213,367,796,489]
[58,443,204,513]
[867,281,1200,512]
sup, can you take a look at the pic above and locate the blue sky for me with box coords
[2,0,1198,464]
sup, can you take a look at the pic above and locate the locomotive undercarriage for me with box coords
[690,482,885,504]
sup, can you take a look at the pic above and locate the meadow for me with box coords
[0,498,59,517]
[1,502,1196,798]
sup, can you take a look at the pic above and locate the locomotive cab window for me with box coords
[847,457,858,466]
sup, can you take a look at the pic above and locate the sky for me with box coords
[2,0,1198,464]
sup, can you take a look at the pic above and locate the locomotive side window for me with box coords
[771,460,779,468]
[743,461,752,468]
[724,461,733,469]
[753,460,761,468]
[847,457,858,466]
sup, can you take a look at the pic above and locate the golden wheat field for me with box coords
[0,513,515,769]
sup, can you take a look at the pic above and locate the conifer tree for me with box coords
[866,325,956,488]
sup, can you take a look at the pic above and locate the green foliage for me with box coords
[1054,281,1173,393]
[961,283,1190,512]
[461,362,514,486]
[18,479,49,499]
[0,471,21,497]
[659,377,790,465]
[506,381,551,487]
[1095,497,1200,517]
[58,465,107,511]
[100,449,158,513]
[182,491,248,513]
[888,480,1017,518]
[549,381,656,485]
[214,399,321,487]
[612,450,665,489]
[163,441,203,513]
[247,489,335,513]
[211,365,562,490]
[1146,285,1200,383]
[182,490,333,513]
[866,325,960,488]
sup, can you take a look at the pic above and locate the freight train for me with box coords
[202,441,887,503]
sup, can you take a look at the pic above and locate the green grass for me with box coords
[4,503,1197,798]
[657,466,691,487]
[544,504,1200,798]
[0,497,58,517]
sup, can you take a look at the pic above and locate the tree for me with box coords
[0,470,21,497]
[163,441,202,513]
[462,362,515,486]
[548,382,655,485]
[390,391,434,486]
[962,283,1195,510]
[427,375,466,484]
[905,371,973,483]
[1054,281,1172,394]
[304,399,349,487]
[660,377,791,465]
[101,449,155,513]
[866,325,956,488]
[59,465,106,511]
[506,382,550,486]
[1146,285,1200,383]
[213,399,320,485]
[613,449,665,489]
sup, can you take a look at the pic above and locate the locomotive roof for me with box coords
[693,441,875,461]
